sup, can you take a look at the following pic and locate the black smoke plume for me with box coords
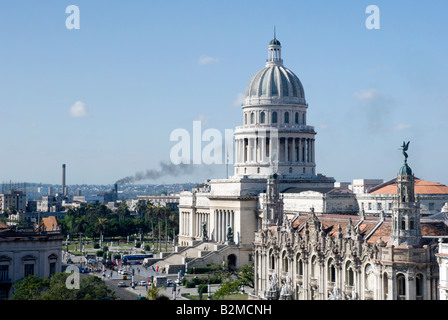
[115,161,195,184]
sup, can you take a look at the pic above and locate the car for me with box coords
[167,280,173,286]
[139,280,147,286]
[117,282,127,287]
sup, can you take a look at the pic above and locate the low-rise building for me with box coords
[0,217,63,299]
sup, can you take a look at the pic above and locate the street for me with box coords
[64,252,218,300]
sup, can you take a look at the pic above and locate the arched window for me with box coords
[272,111,278,124]
[251,112,255,124]
[244,113,247,125]
[284,112,289,124]
[416,273,423,299]
[260,111,266,124]
[328,258,336,283]
[346,261,354,286]
[282,251,288,273]
[410,218,414,230]
[401,218,406,230]
[295,112,299,124]
[269,249,275,270]
[289,167,292,173]
[397,274,406,299]
[296,254,303,276]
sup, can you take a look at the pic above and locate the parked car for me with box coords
[117,282,127,287]
[139,280,147,286]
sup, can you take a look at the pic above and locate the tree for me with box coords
[10,273,116,300]
[146,283,169,300]
[212,263,254,299]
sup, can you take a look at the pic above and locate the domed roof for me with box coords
[243,37,306,107]
[398,162,413,175]
[269,38,281,46]
[243,64,306,107]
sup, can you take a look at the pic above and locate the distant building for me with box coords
[0,190,26,214]
[0,217,63,299]
[137,195,179,210]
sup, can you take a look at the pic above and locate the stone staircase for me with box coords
[148,242,229,274]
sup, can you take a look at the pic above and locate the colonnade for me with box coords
[214,209,235,243]
[235,136,315,164]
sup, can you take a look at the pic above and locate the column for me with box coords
[261,137,266,163]
[285,138,289,162]
[292,138,296,162]
[297,138,301,163]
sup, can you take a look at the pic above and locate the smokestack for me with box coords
[62,164,66,196]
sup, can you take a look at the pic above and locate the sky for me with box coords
[0,1,447,186]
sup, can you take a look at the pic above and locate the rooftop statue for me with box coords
[400,141,410,162]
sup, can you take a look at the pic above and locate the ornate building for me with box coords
[253,150,447,300]
[176,36,335,272]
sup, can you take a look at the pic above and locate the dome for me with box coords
[243,38,306,107]
[269,38,281,46]
[243,64,306,106]
[398,162,413,175]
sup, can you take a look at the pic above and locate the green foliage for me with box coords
[197,283,208,294]
[10,273,116,300]
[60,201,178,241]
[211,263,254,299]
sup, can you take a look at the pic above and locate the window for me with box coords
[260,111,265,124]
[272,112,278,124]
[328,259,336,283]
[49,262,56,276]
[401,218,406,230]
[289,167,292,173]
[24,264,34,277]
[296,254,303,276]
[282,251,288,273]
[346,261,354,286]
[0,265,9,281]
[284,112,289,124]
[251,112,255,124]
[397,274,406,298]
[269,249,275,270]
[295,112,299,124]
[416,274,423,299]
[429,203,435,211]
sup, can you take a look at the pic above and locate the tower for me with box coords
[62,164,66,196]
[262,173,284,229]
[391,141,422,247]
[233,35,316,178]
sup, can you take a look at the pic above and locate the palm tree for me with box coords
[74,216,89,253]
[95,217,107,247]
[146,283,168,300]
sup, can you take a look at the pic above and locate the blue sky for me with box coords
[0,1,447,186]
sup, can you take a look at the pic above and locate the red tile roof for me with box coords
[369,178,448,195]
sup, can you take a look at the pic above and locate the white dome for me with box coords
[243,65,306,107]
[243,37,306,107]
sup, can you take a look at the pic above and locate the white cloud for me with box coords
[233,93,245,107]
[392,123,411,131]
[353,88,380,101]
[198,54,219,65]
[69,101,88,118]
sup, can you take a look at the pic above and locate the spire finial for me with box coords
[274,26,276,39]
